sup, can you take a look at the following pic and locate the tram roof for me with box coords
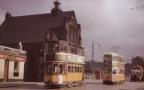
[104,52,124,58]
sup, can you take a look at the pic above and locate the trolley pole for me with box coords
[111,46,120,53]
[43,43,47,82]
[91,41,95,80]
[91,41,101,80]
[44,50,46,80]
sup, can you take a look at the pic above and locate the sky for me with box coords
[0,0,144,62]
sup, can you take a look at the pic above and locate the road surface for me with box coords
[0,80,144,90]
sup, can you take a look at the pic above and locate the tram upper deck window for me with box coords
[46,54,55,61]
[104,55,112,59]
[113,56,118,61]
[104,55,112,63]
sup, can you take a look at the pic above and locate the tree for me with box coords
[131,56,144,67]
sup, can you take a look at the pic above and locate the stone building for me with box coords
[0,1,84,82]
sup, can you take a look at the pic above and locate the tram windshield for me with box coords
[53,64,64,74]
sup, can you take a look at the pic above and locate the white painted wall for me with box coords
[8,61,14,79]
[0,59,25,80]
[0,59,4,79]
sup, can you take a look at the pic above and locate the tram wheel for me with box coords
[45,84,50,89]
[77,81,83,87]
[67,82,73,88]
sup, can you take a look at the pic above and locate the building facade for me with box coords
[0,45,26,82]
[84,61,104,80]
[0,1,84,82]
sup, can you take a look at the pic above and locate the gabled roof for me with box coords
[0,11,75,44]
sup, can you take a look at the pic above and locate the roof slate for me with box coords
[0,11,75,44]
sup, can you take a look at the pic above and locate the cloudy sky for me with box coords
[0,0,144,62]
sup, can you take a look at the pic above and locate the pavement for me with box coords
[0,82,44,88]
[0,79,100,88]
[0,79,130,88]
[1,80,144,90]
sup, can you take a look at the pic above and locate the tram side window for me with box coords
[71,66,73,72]
[80,67,83,72]
[47,65,52,75]
[119,69,124,74]
[68,66,73,72]
[78,67,82,72]
[68,66,83,73]
[68,66,71,72]
[75,67,79,72]
[75,67,77,72]
[72,66,75,72]
[78,67,80,72]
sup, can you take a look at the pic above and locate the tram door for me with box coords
[53,63,65,84]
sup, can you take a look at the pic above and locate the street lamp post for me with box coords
[43,43,48,82]
[91,41,95,80]
[91,41,101,80]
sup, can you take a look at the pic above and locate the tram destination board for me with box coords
[55,52,85,64]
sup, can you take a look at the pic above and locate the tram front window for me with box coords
[53,64,64,74]
[112,69,117,74]
[104,68,111,74]
[59,64,64,74]
[53,64,58,74]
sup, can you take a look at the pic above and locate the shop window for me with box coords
[13,61,19,77]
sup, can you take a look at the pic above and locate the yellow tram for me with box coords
[44,52,85,87]
[103,52,125,84]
